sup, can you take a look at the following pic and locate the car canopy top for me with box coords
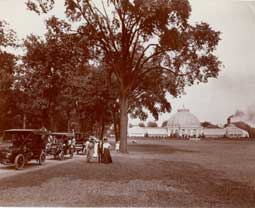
[75,132,88,136]
[75,132,89,138]
[4,129,48,135]
[48,132,75,138]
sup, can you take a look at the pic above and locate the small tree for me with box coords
[138,122,145,127]
[161,120,168,127]
[147,121,158,128]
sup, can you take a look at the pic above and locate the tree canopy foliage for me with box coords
[200,121,219,129]
[17,19,89,129]
[0,21,17,131]
[26,0,222,152]
[0,1,222,152]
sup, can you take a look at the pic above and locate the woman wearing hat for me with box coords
[103,138,112,163]
[86,137,94,163]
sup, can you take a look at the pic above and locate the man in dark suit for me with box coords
[98,139,104,163]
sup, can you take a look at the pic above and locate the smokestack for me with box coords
[229,108,255,128]
[227,115,234,125]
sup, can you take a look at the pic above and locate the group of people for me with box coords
[46,135,76,151]
[85,137,112,164]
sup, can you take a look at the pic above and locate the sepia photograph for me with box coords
[0,0,255,207]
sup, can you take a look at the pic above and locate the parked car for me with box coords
[75,132,89,155]
[0,129,48,170]
[46,132,75,160]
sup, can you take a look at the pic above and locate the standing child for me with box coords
[115,141,120,152]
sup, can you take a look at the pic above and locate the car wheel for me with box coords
[14,154,25,170]
[59,151,64,160]
[70,149,74,158]
[38,151,46,165]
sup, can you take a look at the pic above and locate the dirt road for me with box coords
[0,155,85,180]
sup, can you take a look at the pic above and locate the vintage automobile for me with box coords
[0,129,48,170]
[74,132,89,155]
[46,132,75,160]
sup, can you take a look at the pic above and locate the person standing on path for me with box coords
[93,139,99,158]
[115,141,120,152]
[103,138,112,164]
[98,139,104,163]
[86,138,94,163]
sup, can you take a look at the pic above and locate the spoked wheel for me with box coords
[59,151,64,160]
[38,151,46,165]
[14,154,25,170]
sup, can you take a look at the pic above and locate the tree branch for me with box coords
[74,0,112,53]
[101,1,119,51]
[133,43,159,72]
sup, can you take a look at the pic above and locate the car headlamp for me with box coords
[6,152,12,158]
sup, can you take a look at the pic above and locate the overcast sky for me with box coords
[0,0,255,125]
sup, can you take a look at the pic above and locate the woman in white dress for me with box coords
[86,138,94,163]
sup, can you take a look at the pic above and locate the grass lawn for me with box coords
[0,139,255,207]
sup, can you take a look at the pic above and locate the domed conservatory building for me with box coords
[166,108,203,138]
[128,107,249,138]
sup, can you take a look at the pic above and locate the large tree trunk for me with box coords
[113,110,120,142]
[119,92,128,153]
[100,116,105,140]
[50,115,56,132]
[22,114,27,129]
[67,119,71,132]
